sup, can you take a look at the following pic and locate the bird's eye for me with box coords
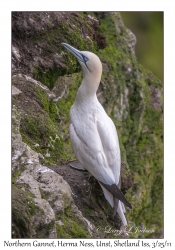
[82,55,89,63]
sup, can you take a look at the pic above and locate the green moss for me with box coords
[56,206,89,238]
[57,73,81,122]
[12,163,25,184]
[96,12,163,237]
[12,183,39,238]
[33,66,67,90]
[36,220,55,238]
[13,178,55,239]
[20,82,77,165]
[20,108,66,165]
[39,188,47,200]
[32,12,98,90]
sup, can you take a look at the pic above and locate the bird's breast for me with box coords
[70,100,105,126]
[70,101,106,152]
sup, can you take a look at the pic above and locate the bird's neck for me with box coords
[75,73,101,103]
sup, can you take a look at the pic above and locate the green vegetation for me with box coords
[121,12,163,81]
[56,206,89,238]
[12,163,25,184]
[20,81,78,165]
[12,182,55,239]
[33,67,67,90]
[12,184,38,238]
[33,13,98,90]
[96,12,163,236]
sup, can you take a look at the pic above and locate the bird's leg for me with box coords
[113,197,119,217]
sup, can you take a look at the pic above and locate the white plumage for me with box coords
[62,43,131,226]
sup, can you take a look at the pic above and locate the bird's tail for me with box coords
[99,184,127,226]
[99,181,132,209]
[115,198,127,226]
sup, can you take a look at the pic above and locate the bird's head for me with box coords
[61,43,102,83]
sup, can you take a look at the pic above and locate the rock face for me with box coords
[12,12,163,238]
[12,106,95,238]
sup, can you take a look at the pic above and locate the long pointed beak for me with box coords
[61,43,88,65]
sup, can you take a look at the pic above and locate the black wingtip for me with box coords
[127,202,132,209]
[99,181,132,209]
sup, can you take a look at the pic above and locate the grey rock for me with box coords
[12,85,22,96]
[12,105,95,238]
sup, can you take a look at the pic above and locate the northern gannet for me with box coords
[62,43,132,226]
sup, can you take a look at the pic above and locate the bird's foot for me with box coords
[69,161,88,172]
